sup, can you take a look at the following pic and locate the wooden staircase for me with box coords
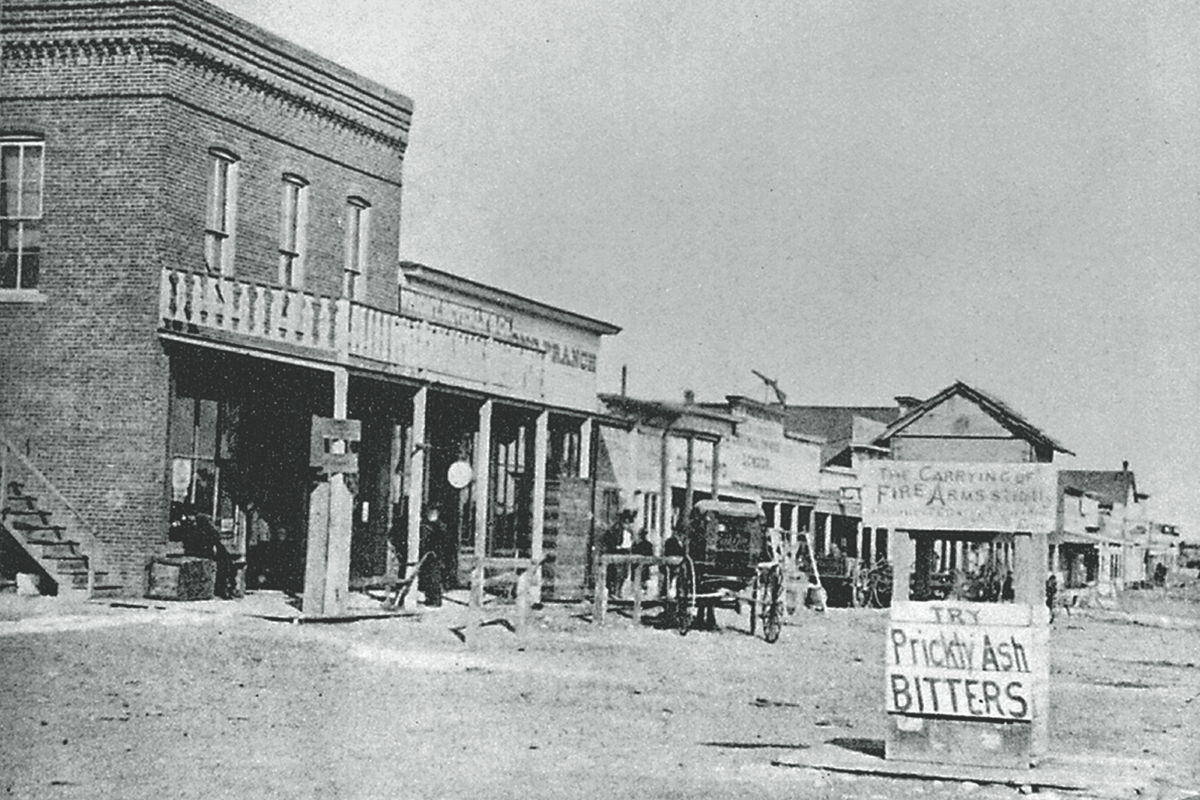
[0,432,123,599]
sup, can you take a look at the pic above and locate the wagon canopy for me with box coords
[691,500,765,519]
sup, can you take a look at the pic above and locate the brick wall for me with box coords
[1,0,411,593]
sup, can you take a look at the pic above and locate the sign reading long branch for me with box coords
[887,602,1046,723]
[860,461,1056,532]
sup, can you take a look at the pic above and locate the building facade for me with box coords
[0,0,618,603]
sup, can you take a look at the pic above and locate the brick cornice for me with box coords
[3,35,410,154]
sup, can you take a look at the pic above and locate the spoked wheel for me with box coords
[676,556,695,636]
[762,566,783,644]
[749,573,759,637]
[850,563,866,609]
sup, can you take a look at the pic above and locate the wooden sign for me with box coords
[860,462,1056,532]
[310,416,361,475]
[886,600,1049,767]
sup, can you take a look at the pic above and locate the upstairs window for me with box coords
[343,197,370,300]
[204,148,239,276]
[278,173,308,289]
[1,137,44,290]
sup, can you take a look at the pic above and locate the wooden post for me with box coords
[683,435,695,524]
[531,410,548,602]
[710,439,721,500]
[579,418,593,480]
[475,400,492,560]
[890,529,914,602]
[659,428,671,544]
[406,386,427,607]
[302,479,331,614]
[632,559,644,624]
[323,370,352,616]
[593,553,608,624]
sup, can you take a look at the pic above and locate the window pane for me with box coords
[196,398,218,459]
[168,395,196,455]
[23,147,42,216]
[0,250,16,289]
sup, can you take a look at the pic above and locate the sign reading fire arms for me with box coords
[860,462,1056,532]
[887,602,1045,723]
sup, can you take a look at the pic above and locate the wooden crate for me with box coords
[146,556,216,601]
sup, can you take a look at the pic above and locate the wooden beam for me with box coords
[405,386,427,607]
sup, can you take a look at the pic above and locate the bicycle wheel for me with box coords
[677,556,695,636]
[763,566,783,644]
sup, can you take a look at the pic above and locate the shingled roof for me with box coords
[1059,469,1142,508]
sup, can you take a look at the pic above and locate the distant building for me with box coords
[1057,466,1151,587]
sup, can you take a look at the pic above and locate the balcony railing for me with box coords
[160,268,545,398]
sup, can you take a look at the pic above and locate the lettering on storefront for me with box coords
[887,602,1040,723]
[861,462,1056,531]
[400,291,514,338]
[510,333,597,373]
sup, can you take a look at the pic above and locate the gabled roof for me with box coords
[1059,469,1141,508]
[873,381,1074,455]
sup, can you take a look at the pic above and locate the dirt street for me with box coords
[1,583,1198,800]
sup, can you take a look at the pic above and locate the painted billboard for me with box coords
[860,462,1056,532]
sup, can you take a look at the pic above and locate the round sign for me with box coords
[447,460,474,489]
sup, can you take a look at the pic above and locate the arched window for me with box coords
[278,173,309,288]
[205,148,239,275]
[343,196,371,299]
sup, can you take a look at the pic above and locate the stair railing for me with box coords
[0,427,104,596]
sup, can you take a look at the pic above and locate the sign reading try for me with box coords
[861,461,1056,532]
[886,601,1041,723]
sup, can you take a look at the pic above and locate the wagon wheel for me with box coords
[676,556,695,636]
[849,563,866,609]
[749,572,759,637]
[866,561,893,609]
[762,565,783,644]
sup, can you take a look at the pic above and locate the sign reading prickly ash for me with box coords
[860,462,1056,532]
[886,600,1049,766]
[887,602,1042,721]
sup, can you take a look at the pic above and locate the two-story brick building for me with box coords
[0,0,618,605]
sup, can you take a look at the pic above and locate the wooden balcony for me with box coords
[159,268,546,399]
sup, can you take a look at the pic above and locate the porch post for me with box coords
[531,409,548,601]
[710,439,721,500]
[683,435,695,523]
[659,428,671,543]
[405,386,428,606]
[474,400,492,559]
[579,417,593,480]
[323,368,353,615]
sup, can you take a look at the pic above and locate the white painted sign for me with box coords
[886,601,1045,722]
[860,462,1056,531]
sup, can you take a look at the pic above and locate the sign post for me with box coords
[863,462,1053,768]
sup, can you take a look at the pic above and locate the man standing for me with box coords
[419,506,447,607]
[602,509,637,598]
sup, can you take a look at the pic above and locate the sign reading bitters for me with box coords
[860,462,1056,531]
[887,602,1043,723]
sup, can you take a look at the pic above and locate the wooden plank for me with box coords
[774,743,1155,796]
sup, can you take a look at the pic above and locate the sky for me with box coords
[214,0,1200,535]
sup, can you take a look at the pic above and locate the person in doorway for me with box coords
[602,509,637,598]
[419,506,448,607]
